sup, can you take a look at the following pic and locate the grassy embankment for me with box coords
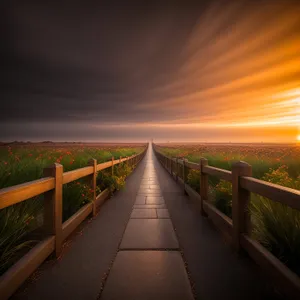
[157,144,300,275]
[0,144,145,275]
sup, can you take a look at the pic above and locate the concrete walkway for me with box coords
[13,144,281,300]
[100,146,194,300]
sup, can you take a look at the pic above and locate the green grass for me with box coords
[0,144,145,275]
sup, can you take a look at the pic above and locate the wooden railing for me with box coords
[153,144,300,299]
[0,146,148,299]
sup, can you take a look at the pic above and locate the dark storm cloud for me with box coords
[1,0,208,124]
[1,0,300,142]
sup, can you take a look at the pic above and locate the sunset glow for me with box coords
[2,1,300,143]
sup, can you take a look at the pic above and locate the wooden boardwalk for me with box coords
[12,145,283,299]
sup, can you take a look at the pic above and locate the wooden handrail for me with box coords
[240,176,300,211]
[153,144,300,299]
[0,145,148,300]
[202,165,232,182]
[0,177,55,210]
[0,153,143,210]
[63,166,94,184]
[185,161,200,170]
[153,146,299,210]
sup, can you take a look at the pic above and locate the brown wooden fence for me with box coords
[0,146,147,299]
[153,144,300,299]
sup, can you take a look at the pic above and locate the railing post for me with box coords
[176,157,178,181]
[200,158,208,216]
[182,158,186,193]
[111,156,114,176]
[88,158,97,216]
[43,163,63,257]
[232,161,252,252]
[128,155,131,169]
[170,157,173,176]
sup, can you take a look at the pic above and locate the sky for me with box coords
[1,0,300,143]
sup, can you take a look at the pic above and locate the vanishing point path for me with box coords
[13,144,280,300]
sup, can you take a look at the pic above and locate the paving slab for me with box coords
[141,178,159,185]
[135,195,146,204]
[101,251,194,300]
[130,208,157,219]
[138,190,162,196]
[156,208,170,219]
[120,219,179,249]
[133,204,166,209]
[149,185,160,189]
[148,180,159,184]
[146,196,165,204]
[139,184,151,189]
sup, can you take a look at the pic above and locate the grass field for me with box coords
[156,143,300,275]
[0,143,146,275]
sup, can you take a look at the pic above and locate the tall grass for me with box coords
[0,197,43,274]
[251,167,300,275]
[0,145,145,275]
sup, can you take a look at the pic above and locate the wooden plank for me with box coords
[177,159,184,166]
[241,234,300,299]
[202,165,232,182]
[0,177,55,210]
[97,161,113,171]
[0,236,55,300]
[88,159,97,216]
[95,188,110,208]
[200,158,209,216]
[240,177,300,211]
[43,163,63,257]
[62,203,93,241]
[185,183,200,199]
[203,200,233,239]
[63,166,94,184]
[178,177,184,187]
[185,184,202,213]
[185,161,200,170]
[232,161,252,252]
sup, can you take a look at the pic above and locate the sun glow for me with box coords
[297,135,300,142]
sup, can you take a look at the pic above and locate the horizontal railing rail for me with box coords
[153,144,300,300]
[0,145,148,300]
